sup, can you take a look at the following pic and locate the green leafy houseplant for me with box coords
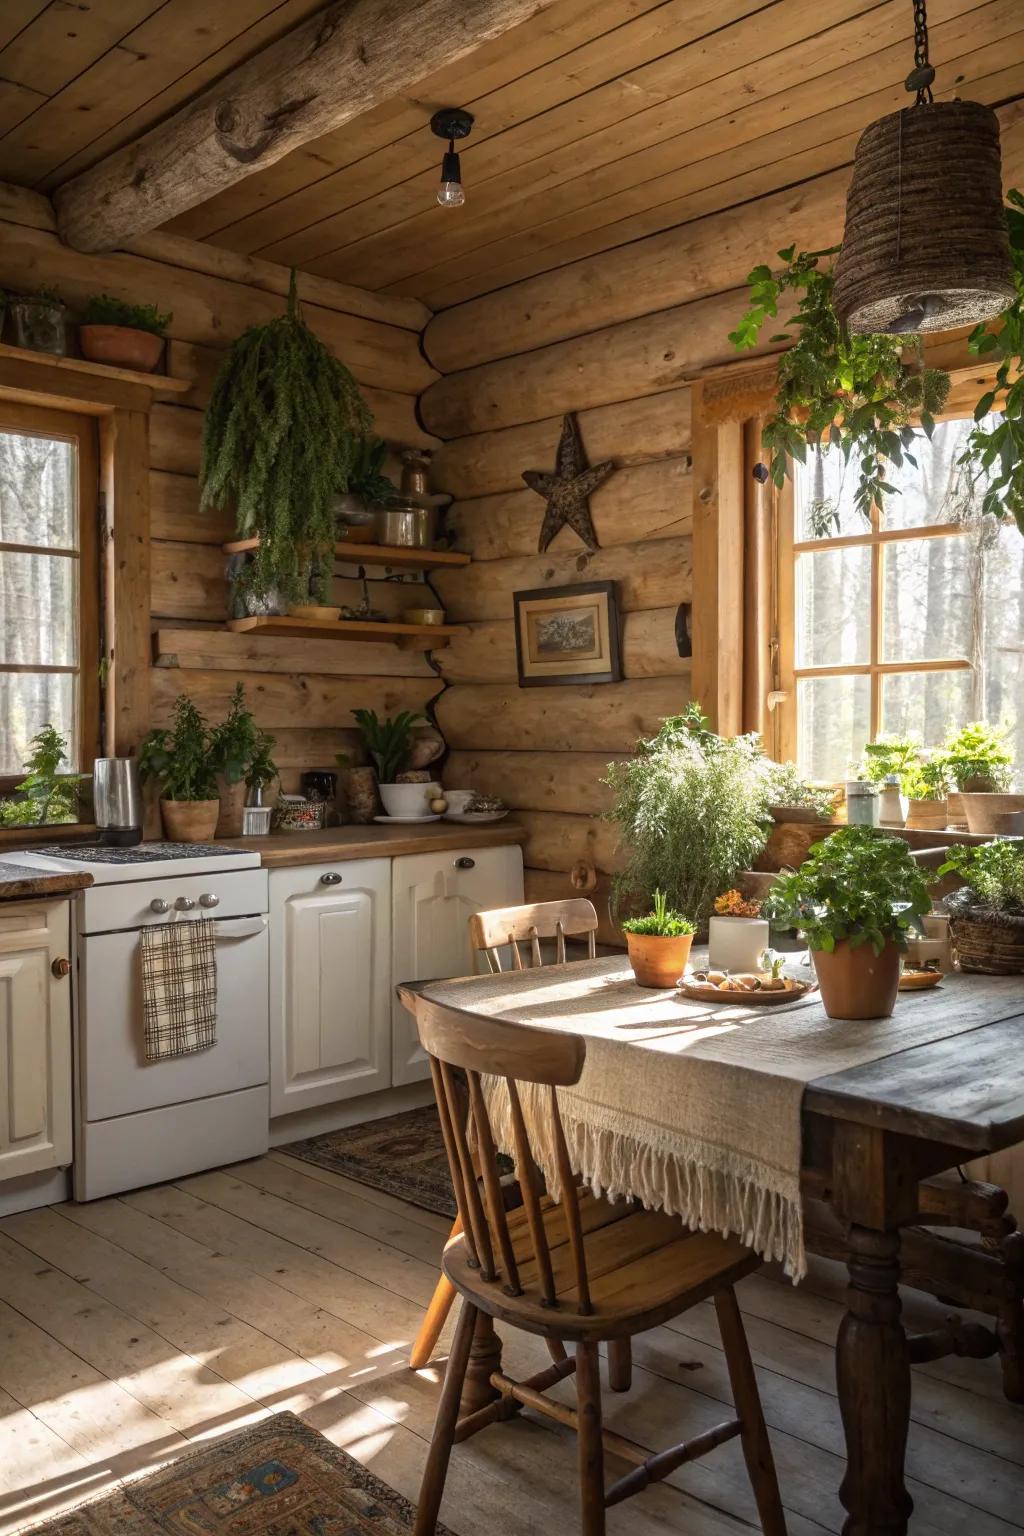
[937,721,1014,792]
[200,271,372,606]
[762,759,838,821]
[347,436,398,506]
[604,704,772,928]
[855,735,922,787]
[209,683,277,788]
[764,827,931,956]
[352,709,425,784]
[0,725,84,826]
[80,295,172,334]
[939,841,1024,917]
[901,759,951,801]
[139,696,219,802]
[620,890,695,938]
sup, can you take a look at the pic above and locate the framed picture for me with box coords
[513,581,622,688]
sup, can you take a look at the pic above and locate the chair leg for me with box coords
[714,1287,787,1536]
[576,1340,606,1536]
[414,1299,478,1536]
[607,1338,632,1392]
[410,1216,462,1369]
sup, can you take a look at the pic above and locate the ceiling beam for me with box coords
[53,0,559,254]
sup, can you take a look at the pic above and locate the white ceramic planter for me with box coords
[379,781,440,817]
[708,916,770,973]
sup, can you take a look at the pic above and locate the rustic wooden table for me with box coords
[407,962,1024,1536]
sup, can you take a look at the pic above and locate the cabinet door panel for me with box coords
[391,846,523,1085]
[270,860,391,1116]
[0,901,71,1181]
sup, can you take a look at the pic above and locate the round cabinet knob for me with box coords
[150,898,170,914]
[319,871,342,885]
[199,893,220,908]
[51,957,70,978]
[174,896,196,911]
[454,857,475,870]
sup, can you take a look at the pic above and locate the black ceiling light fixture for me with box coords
[832,0,1016,335]
[431,107,474,208]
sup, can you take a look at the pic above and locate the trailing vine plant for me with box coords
[200,270,373,604]
[729,244,950,534]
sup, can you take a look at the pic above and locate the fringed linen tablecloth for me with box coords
[420,955,1000,1279]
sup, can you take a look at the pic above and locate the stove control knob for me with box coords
[150,898,170,914]
[174,896,196,912]
[199,893,220,908]
[51,957,70,979]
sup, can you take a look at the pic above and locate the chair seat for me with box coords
[443,1186,758,1340]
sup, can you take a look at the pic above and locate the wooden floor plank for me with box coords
[0,1383,94,1535]
[268,1150,452,1234]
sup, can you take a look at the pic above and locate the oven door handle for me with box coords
[212,916,268,940]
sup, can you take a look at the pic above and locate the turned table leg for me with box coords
[459,1309,503,1418]
[837,1224,914,1536]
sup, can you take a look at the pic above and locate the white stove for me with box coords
[14,840,270,1200]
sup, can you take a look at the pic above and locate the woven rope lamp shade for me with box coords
[833,100,1015,335]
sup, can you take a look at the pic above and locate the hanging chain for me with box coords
[905,0,935,104]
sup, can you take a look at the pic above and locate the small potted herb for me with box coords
[938,842,1024,975]
[621,889,695,988]
[139,696,221,843]
[208,684,277,835]
[79,294,172,372]
[764,827,930,1019]
[763,759,838,824]
[708,887,769,973]
[0,725,84,826]
[334,436,398,543]
[352,708,432,817]
[902,759,951,832]
[7,287,67,355]
[937,722,1019,833]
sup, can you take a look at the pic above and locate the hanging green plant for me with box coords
[729,244,950,533]
[200,271,372,604]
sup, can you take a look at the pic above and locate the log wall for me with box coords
[0,185,440,786]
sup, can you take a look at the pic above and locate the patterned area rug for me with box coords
[282,1104,456,1218]
[31,1413,457,1536]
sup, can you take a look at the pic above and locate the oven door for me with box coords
[79,915,269,1121]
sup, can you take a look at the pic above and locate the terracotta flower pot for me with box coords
[812,938,901,1020]
[626,930,693,989]
[79,323,164,373]
[160,798,220,843]
[960,792,1024,835]
[905,797,948,831]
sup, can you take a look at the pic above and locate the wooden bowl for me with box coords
[402,607,446,625]
[288,603,341,622]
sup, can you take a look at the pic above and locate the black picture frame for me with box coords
[513,580,623,688]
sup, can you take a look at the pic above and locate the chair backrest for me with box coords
[470,897,598,973]
[412,992,594,1312]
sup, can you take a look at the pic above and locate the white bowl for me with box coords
[442,789,475,814]
[379,781,440,818]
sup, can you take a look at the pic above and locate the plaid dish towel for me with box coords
[140,919,217,1061]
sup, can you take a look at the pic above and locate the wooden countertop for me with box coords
[0,860,93,899]
[220,820,526,868]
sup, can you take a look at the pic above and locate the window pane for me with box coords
[0,431,76,548]
[881,536,969,661]
[875,417,988,531]
[881,670,972,749]
[978,519,1024,779]
[794,444,867,539]
[797,674,870,781]
[796,545,871,667]
[0,552,77,665]
[0,672,76,775]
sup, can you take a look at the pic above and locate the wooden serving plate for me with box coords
[898,968,943,991]
[679,975,817,1005]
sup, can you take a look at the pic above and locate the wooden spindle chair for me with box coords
[401,989,787,1536]
[409,899,613,1376]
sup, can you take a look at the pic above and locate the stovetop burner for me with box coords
[36,843,250,864]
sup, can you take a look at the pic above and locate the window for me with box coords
[777,415,1024,781]
[0,402,99,786]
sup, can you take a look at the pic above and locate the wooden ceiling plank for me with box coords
[401,25,1024,307]
[38,0,327,191]
[0,0,303,186]
[165,0,672,243]
[254,0,871,271]
[0,0,163,99]
[300,0,994,288]
[205,0,766,258]
[52,0,568,253]
[0,0,49,53]
[0,77,45,141]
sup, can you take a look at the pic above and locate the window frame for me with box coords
[0,399,101,796]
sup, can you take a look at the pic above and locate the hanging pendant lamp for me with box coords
[832,0,1016,335]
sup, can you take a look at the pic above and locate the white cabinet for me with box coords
[269,859,391,1116]
[0,900,72,1181]
[391,845,524,1085]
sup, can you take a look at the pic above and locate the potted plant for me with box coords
[937,722,1019,833]
[245,729,279,807]
[902,759,951,832]
[352,708,431,817]
[0,725,84,826]
[334,436,398,543]
[762,759,839,824]
[79,294,172,372]
[208,683,277,835]
[139,695,221,843]
[708,888,769,973]
[7,287,67,355]
[938,842,1024,975]
[764,827,931,1019]
[621,889,695,988]
[201,270,372,613]
[604,704,772,934]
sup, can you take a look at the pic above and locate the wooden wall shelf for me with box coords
[0,341,191,397]
[222,536,470,572]
[226,614,467,650]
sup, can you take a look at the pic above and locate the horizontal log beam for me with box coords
[435,677,690,752]
[524,867,622,948]
[53,0,562,252]
[153,625,435,680]
[444,750,625,816]
[435,609,692,684]
[514,809,625,875]
[153,667,442,731]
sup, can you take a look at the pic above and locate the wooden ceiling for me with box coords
[2,0,1024,311]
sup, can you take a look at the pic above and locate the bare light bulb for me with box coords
[437,146,464,208]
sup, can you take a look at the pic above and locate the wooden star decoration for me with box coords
[522,412,615,554]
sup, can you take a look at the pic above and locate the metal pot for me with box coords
[374,503,437,549]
